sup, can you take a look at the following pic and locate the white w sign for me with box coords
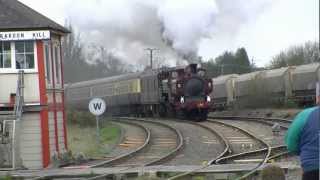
[89,98,106,116]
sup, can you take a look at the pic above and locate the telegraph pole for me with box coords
[145,48,158,69]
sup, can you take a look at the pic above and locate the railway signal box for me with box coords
[0,0,69,169]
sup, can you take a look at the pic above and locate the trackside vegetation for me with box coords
[67,110,121,158]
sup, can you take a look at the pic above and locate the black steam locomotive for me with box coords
[66,64,213,121]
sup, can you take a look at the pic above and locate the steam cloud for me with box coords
[158,0,218,62]
[65,0,272,68]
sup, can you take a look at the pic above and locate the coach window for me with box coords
[53,43,61,85]
[44,43,52,85]
[0,42,11,68]
[15,41,35,69]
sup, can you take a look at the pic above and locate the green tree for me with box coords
[203,47,252,77]
[234,48,251,73]
[215,51,236,75]
[200,58,220,78]
[270,41,319,69]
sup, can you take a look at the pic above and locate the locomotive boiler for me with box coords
[66,64,213,121]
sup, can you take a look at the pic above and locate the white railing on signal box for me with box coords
[0,70,24,170]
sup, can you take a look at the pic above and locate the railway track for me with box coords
[215,145,287,164]
[213,119,285,146]
[204,119,266,155]
[104,118,184,167]
[208,116,291,153]
[33,117,183,180]
[204,116,293,165]
[207,116,296,165]
[32,120,151,180]
[203,116,295,180]
[87,117,184,180]
[209,116,292,128]
[89,120,151,167]
[168,118,272,180]
[163,119,229,180]
[88,118,229,180]
[22,116,294,180]
[150,119,227,166]
[205,118,272,180]
[92,118,183,167]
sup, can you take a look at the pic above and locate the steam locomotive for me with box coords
[66,64,213,121]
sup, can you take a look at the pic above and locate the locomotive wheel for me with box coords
[167,106,176,118]
[189,109,208,122]
[176,110,185,120]
[198,109,208,121]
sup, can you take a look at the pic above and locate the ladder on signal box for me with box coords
[0,70,24,169]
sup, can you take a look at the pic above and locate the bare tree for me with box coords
[270,41,319,69]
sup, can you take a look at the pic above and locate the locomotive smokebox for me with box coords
[185,77,204,97]
[189,64,197,73]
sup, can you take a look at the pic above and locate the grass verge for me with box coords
[67,121,121,158]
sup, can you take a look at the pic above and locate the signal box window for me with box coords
[0,42,11,68]
[15,41,34,69]
[44,43,52,85]
[53,45,61,85]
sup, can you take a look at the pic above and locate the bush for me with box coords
[0,175,13,180]
[67,109,96,127]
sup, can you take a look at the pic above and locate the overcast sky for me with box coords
[19,0,319,67]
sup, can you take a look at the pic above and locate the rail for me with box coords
[16,116,292,179]
[87,117,184,180]
[208,116,291,165]
[207,118,272,180]
[167,120,230,180]
[90,120,151,168]
[32,119,151,180]
[117,117,184,166]
[215,145,287,164]
[209,115,292,124]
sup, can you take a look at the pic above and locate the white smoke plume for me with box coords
[158,0,218,62]
[64,0,272,68]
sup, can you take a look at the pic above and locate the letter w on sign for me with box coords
[94,103,102,110]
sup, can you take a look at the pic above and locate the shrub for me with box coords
[67,109,96,127]
[0,175,12,180]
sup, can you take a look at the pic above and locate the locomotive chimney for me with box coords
[189,64,198,73]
